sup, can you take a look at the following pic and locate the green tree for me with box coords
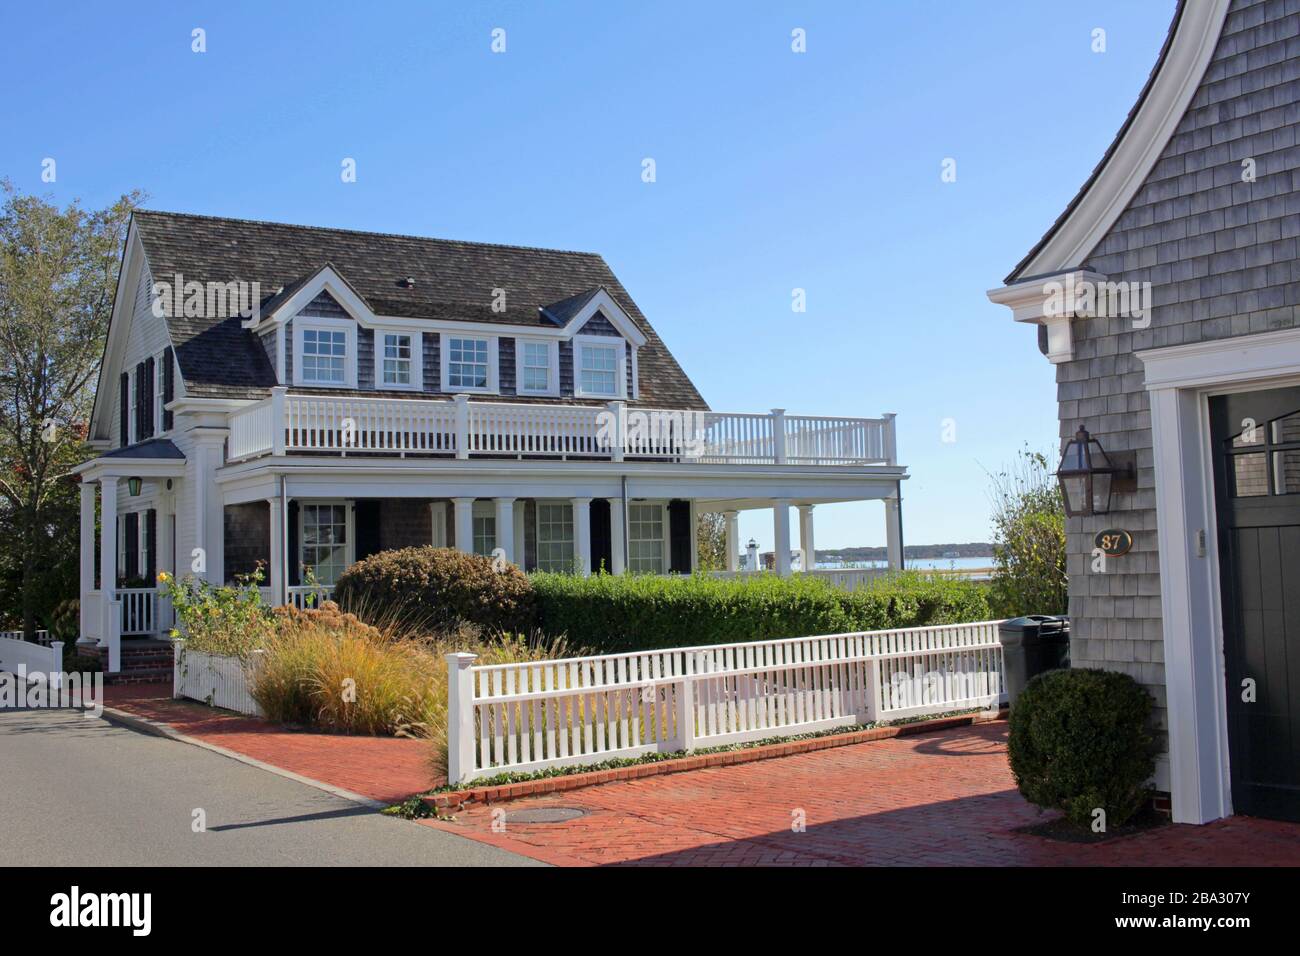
[695,511,727,571]
[0,181,142,635]
[987,446,1067,618]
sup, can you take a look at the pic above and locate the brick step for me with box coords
[106,667,173,685]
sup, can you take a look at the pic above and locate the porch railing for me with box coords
[118,587,164,636]
[286,585,335,609]
[446,619,1005,784]
[227,389,897,467]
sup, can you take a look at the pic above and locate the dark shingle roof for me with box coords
[132,211,706,409]
[101,438,185,460]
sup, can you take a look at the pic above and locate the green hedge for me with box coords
[530,571,991,652]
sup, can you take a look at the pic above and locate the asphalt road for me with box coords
[0,707,542,867]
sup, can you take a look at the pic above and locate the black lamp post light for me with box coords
[127,476,143,496]
[1055,426,1136,517]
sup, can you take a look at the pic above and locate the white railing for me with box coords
[286,585,334,609]
[710,568,892,590]
[118,587,160,635]
[0,631,63,689]
[227,388,897,467]
[173,641,264,716]
[446,619,1005,785]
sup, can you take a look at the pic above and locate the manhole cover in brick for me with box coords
[504,807,587,824]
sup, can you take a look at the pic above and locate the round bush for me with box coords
[1008,668,1155,828]
[333,547,537,635]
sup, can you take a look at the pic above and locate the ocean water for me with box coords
[817,556,993,571]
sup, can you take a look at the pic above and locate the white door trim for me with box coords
[1137,327,1300,823]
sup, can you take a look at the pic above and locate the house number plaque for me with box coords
[1094,529,1132,557]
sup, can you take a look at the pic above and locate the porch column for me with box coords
[772,498,792,577]
[688,501,699,572]
[452,497,475,554]
[885,496,903,570]
[99,476,121,672]
[608,498,626,575]
[512,501,526,569]
[494,497,516,565]
[78,482,96,644]
[798,504,815,573]
[268,496,284,606]
[723,511,739,573]
[571,497,592,575]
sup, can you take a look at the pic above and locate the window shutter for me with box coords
[133,362,145,442]
[119,373,130,446]
[141,356,155,439]
[162,347,175,431]
[146,509,157,583]
[124,513,140,581]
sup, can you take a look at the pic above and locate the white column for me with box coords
[688,501,699,572]
[99,477,120,671]
[798,504,815,573]
[772,498,792,576]
[452,497,475,554]
[79,482,96,644]
[268,496,284,606]
[513,500,526,569]
[495,497,516,565]
[723,511,739,573]
[190,431,227,583]
[885,497,903,570]
[609,498,626,575]
[571,497,592,575]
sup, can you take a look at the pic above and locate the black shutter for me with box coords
[668,500,691,574]
[141,356,155,439]
[146,509,157,583]
[119,373,130,446]
[94,526,101,590]
[133,361,145,443]
[288,502,300,586]
[354,500,382,562]
[590,499,612,573]
[124,513,140,581]
[162,347,174,431]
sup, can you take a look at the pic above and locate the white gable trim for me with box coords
[562,288,647,347]
[1012,0,1231,280]
[253,265,375,330]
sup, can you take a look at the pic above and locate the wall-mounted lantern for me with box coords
[127,476,143,497]
[1055,426,1136,516]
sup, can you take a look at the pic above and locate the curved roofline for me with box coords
[1005,0,1232,284]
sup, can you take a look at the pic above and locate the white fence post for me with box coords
[863,657,881,723]
[675,651,696,752]
[270,386,287,456]
[49,641,63,691]
[607,400,625,462]
[454,394,470,460]
[172,638,184,699]
[770,408,787,464]
[446,652,478,785]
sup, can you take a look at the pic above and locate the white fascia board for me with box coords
[986,269,1109,364]
[1137,326,1300,390]
[74,457,187,480]
[1013,0,1231,279]
[562,288,648,347]
[253,265,377,330]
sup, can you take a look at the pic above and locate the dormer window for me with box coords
[293,317,357,387]
[378,331,422,389]
[516,339,559,397]
[574,336,624,398]
[440,333,498,393]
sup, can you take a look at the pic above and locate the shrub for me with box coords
[1008,668,1155,828]
[158,570,276,657]
[531,570,991,653]
[987,447,1067,618]
[334,547,537,635]
[46,598,80,644]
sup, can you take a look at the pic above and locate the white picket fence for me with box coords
[172,641,264,716]
[446,620,1006,785]
[0,631,63,689]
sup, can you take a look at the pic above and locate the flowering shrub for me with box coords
[157,569,276,658]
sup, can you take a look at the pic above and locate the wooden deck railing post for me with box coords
[770,408,788,464]
[446,652,478,784]
[270,386,287,455]
[454,395,470,459]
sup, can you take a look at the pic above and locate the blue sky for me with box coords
[1,0,1176,551]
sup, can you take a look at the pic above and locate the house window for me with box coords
[447,336,490,389]
[577,341,620,397]
[301,329,348,384]
[472,502,496,557]
[154,352,166,433]
[628,503,666,574]
[517,340,556,395]
[300,503,350,586]
[535,502,574,572]
[379,332,420,388]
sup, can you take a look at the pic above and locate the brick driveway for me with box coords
[423,722,1300,866]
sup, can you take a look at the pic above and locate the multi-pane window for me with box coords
[301,504,349,585]
[521,341,552,393]
[448,337,490,389]
[381,333,413,386]
[536,502,574,572]
[628,503,666,574]
[579,343,619,396]
[301,329,347,383]
[472,502,496,556]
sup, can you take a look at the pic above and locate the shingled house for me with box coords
[74,211,906,674]
[989,0,1300,823]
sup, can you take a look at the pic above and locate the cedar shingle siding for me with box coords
[1053,0,1300,745]
[130,211,706,409]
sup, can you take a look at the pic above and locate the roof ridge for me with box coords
[132,209,607,260]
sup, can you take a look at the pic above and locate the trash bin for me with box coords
[999,615,1070,708]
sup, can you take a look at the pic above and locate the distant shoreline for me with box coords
[816,543,994,561]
